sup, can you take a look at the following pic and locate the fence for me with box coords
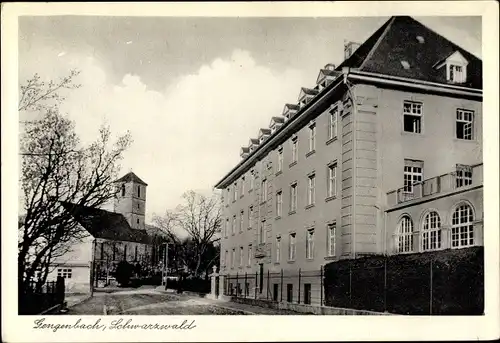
[19,276,65,315]
[222,247,483,315]
[224,267,324,306]
[324,247,484,315]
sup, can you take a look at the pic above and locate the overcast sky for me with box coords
[18,16,481,222]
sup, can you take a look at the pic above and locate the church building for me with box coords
[47,172,166,293]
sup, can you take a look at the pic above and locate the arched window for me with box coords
[451,203,474,248]
[421,211,442,251]
[397,216,414,253]
[121,184,125,196]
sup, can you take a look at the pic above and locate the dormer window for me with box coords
[448,64,466,83]
[121,184,126,196]
[434,51,468,84]
[298,88,318,109]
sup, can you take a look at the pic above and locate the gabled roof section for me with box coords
[283,103,300,114]
[60,202,153,244]
[337,16,482,89]
[269,116,285,126]
[115,172,148,186]
[433,50,469,69]
[249,138,259,146]
[316,69,342,84]
[298,87,319,99]
[240,146,250,154]
[258,128,272,137]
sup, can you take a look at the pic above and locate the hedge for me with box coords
[324,247,484,315]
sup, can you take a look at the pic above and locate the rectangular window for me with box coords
[277,146,284,172]
[224,250,228,267]
[327,223,336,256]
[288,233,296,261]
[231,248,235,268]
[404,159,423,193]
[307,174,316,206]
[287,284,293,302]
[328,107,338,140]
[239,210,244,232]
[327,163,337,198]
[275,236,281,263]
[306,229,314,259]
[233,182,238,201]
[308,123,316,152]
[137,186,141,197]
[449,64,466,83]
[456,109,474,140]
[248,245,252,266]
[226,188,230,205]
[239,247,244,267]
[261,179,268,202]
[258,220,266,244]
[290,182,298,212]
[276,190,283,217]
[456,164,473,188]
[241,176,245,194]
[100,242,105,260]
[403,101,422,134]
[250,170,255,191]
[232,215,236,235]
[57,268,72,279]
[248,205,253,228]
[304,283,312,305]
[291,136,298,163]
[225,218,229,237]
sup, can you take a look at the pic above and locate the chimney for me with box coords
[344,41,361,60]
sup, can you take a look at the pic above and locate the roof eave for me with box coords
[214,74,345,189]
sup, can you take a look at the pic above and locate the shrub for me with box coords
[324,247,484,315]
[114,261,134,287]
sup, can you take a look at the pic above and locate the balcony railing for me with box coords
[387,163,483,207]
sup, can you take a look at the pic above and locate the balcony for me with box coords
[387,163,483,207]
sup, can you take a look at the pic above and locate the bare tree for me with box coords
[154,191,221,278]
[18,71,132,294]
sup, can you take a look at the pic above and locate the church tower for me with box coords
[113,172,147,230]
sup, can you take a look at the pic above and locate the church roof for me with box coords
[60,201,153,244]
[337,16,482,89]
[115,172,148,186]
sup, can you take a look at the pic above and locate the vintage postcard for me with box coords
[2,1,499,342]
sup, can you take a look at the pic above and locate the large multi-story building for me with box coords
[214,16,483,303]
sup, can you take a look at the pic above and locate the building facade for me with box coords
[214,16,483,304]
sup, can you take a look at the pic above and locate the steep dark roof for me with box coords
[60,202,153,244]
[338,16,482,89]
[115,172,148,186]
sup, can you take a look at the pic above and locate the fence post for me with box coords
[298,268,301,304]
[429,259,433,315]
[384,257,387,312]
[255,272,258,299]
[280,269,283,303]
[267,270,270,300]
[244,273,247,299]
[349,263,352,307]
[236,273,239,297]
[320,265,323,306]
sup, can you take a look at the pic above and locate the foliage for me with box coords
[153,191,221,278]
[18,70,132,294]
[323,247,484,315]
[115,261,134,287]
